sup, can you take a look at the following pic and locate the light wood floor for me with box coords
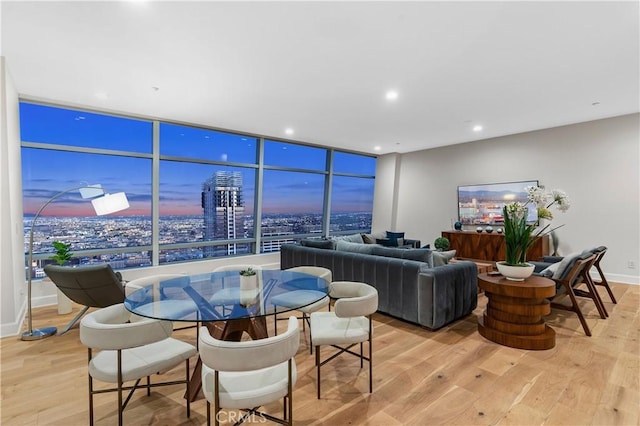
[2,282,638,425]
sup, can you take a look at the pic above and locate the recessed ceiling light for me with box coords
[385,90,399,101]
[285,128,294,135]
[473,125,483,132]
[373,146,382,151]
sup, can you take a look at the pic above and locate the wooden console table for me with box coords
[478,273,556,350]
[442,230,549,262]
[450,258,494,274]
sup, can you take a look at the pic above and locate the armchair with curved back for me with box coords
[310,281,378,398]
[199,316,300,426]
[80,303,197,425]
[272,266,332,352]
[209,264,263,309]
[44,264,126,335]
[538,252,600,336]
[532,246,615,305]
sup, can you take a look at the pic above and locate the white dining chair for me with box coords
[271,266,332,352]
[310,281,378,399]
[209,264,263,308]
[79,303,197,426]
[199,316,300,426]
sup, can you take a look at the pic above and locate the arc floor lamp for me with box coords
[22,184,129,341]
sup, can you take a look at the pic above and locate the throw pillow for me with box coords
[386,231,405,246]
[300,239,335,250]
[433,250,456,266]
[552,252,593,280]
[539,262,560,278]
[376,238,396,247]
[361,233,378,244]
[335,240,377,254]
[550,252,580,280]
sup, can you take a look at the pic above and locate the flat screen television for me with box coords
[458,180,538,225]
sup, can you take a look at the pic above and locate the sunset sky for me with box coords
[20,103,375,217]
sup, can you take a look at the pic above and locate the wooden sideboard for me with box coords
[442,230,550,262]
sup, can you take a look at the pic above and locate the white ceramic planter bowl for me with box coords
[496,262,535,281]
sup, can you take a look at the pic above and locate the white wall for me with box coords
[1,57,28,336]
[372,153,400,232]
[374,114,640,284]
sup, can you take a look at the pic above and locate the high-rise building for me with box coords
[202,171,245,256]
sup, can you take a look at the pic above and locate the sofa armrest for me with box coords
[542,256,564,263]
[417,261,478,330]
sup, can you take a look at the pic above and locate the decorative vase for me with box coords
[496,262,535,281]
[476,227,483,233]
[454,221,463,231]
[239,274,258,306]
[485,226,493,233]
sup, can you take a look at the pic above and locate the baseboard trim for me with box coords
[592,271,639,285]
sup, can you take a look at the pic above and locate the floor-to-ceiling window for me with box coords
[20,101,375,275]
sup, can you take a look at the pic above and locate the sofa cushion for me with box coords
[300,239,335,250]
[371,246,434,268]
[335,240,378,254]
[332,233,364,244]
[433,250,456,266]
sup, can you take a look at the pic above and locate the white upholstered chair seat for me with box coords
[271,290,329,314]
[209,287,241,305]
[309,313,371,346]
[90,338,197,383]
[274,266,332,353]
[202,360,298,409]
[209,264,263,306]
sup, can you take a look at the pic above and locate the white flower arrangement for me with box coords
[503,186,571,266]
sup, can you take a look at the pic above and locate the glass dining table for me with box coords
[124,268,330,401]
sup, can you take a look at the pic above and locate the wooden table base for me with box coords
[478,273,556,350]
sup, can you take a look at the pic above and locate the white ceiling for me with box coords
[2,1,638,155]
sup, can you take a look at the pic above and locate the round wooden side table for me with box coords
[478,273,556,350]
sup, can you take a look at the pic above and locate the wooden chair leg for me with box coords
[566,286,592,336]
[369,316,373,393]
[595,264,617,304]
[574,285,607,319]
[316,346,321,399]
[585,275,608,318]
[88,349,94,426]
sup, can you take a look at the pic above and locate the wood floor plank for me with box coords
[1,282,638,425]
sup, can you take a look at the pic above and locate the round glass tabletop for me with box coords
[124,269,330,322]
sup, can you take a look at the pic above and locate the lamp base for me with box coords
[21,326,57,341]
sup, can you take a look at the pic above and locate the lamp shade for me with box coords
[79,184,105,199]
[91,192,130,216]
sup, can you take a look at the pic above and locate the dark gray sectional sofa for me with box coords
[280,243,478,330]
